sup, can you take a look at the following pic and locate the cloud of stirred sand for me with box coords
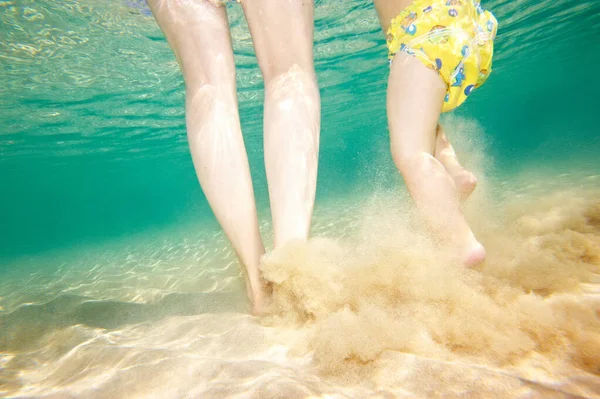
[259,118,600,382]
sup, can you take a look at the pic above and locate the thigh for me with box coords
[241,0,315,80]
[146,0,235,89]
[387,52,446,158]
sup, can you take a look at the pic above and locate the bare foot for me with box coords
[453,169,477,202]
[251,295,266,316]
[249,281,272,316]
[461,241,486,267]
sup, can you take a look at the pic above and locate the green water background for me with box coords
[1,0,599,264]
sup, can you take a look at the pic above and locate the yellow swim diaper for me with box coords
[386,0,497,112]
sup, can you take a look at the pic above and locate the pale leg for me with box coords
[242,0,321,248]
[434,125,478,202]
[146,0,266,312]
[387,53,485,266]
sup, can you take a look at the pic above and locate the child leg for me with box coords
[146,0,266,313]
[434,125,478,202]
[387,53,485,266]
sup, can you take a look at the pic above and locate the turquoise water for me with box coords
[1,0,600,397]
[1,0,598,260]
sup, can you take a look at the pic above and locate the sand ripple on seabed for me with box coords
[1,179,600,398]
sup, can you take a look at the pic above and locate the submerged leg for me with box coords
[387,52,485,266]
[242,0,321,249]
[147,0,267,313]
[434,125,478,202]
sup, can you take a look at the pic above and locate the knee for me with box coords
[392,150,441,179]
[186,79,234,108]
[184,78,238,129]
[185,78,235,101]
[178,47,236,91]
[263,65,318,101]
